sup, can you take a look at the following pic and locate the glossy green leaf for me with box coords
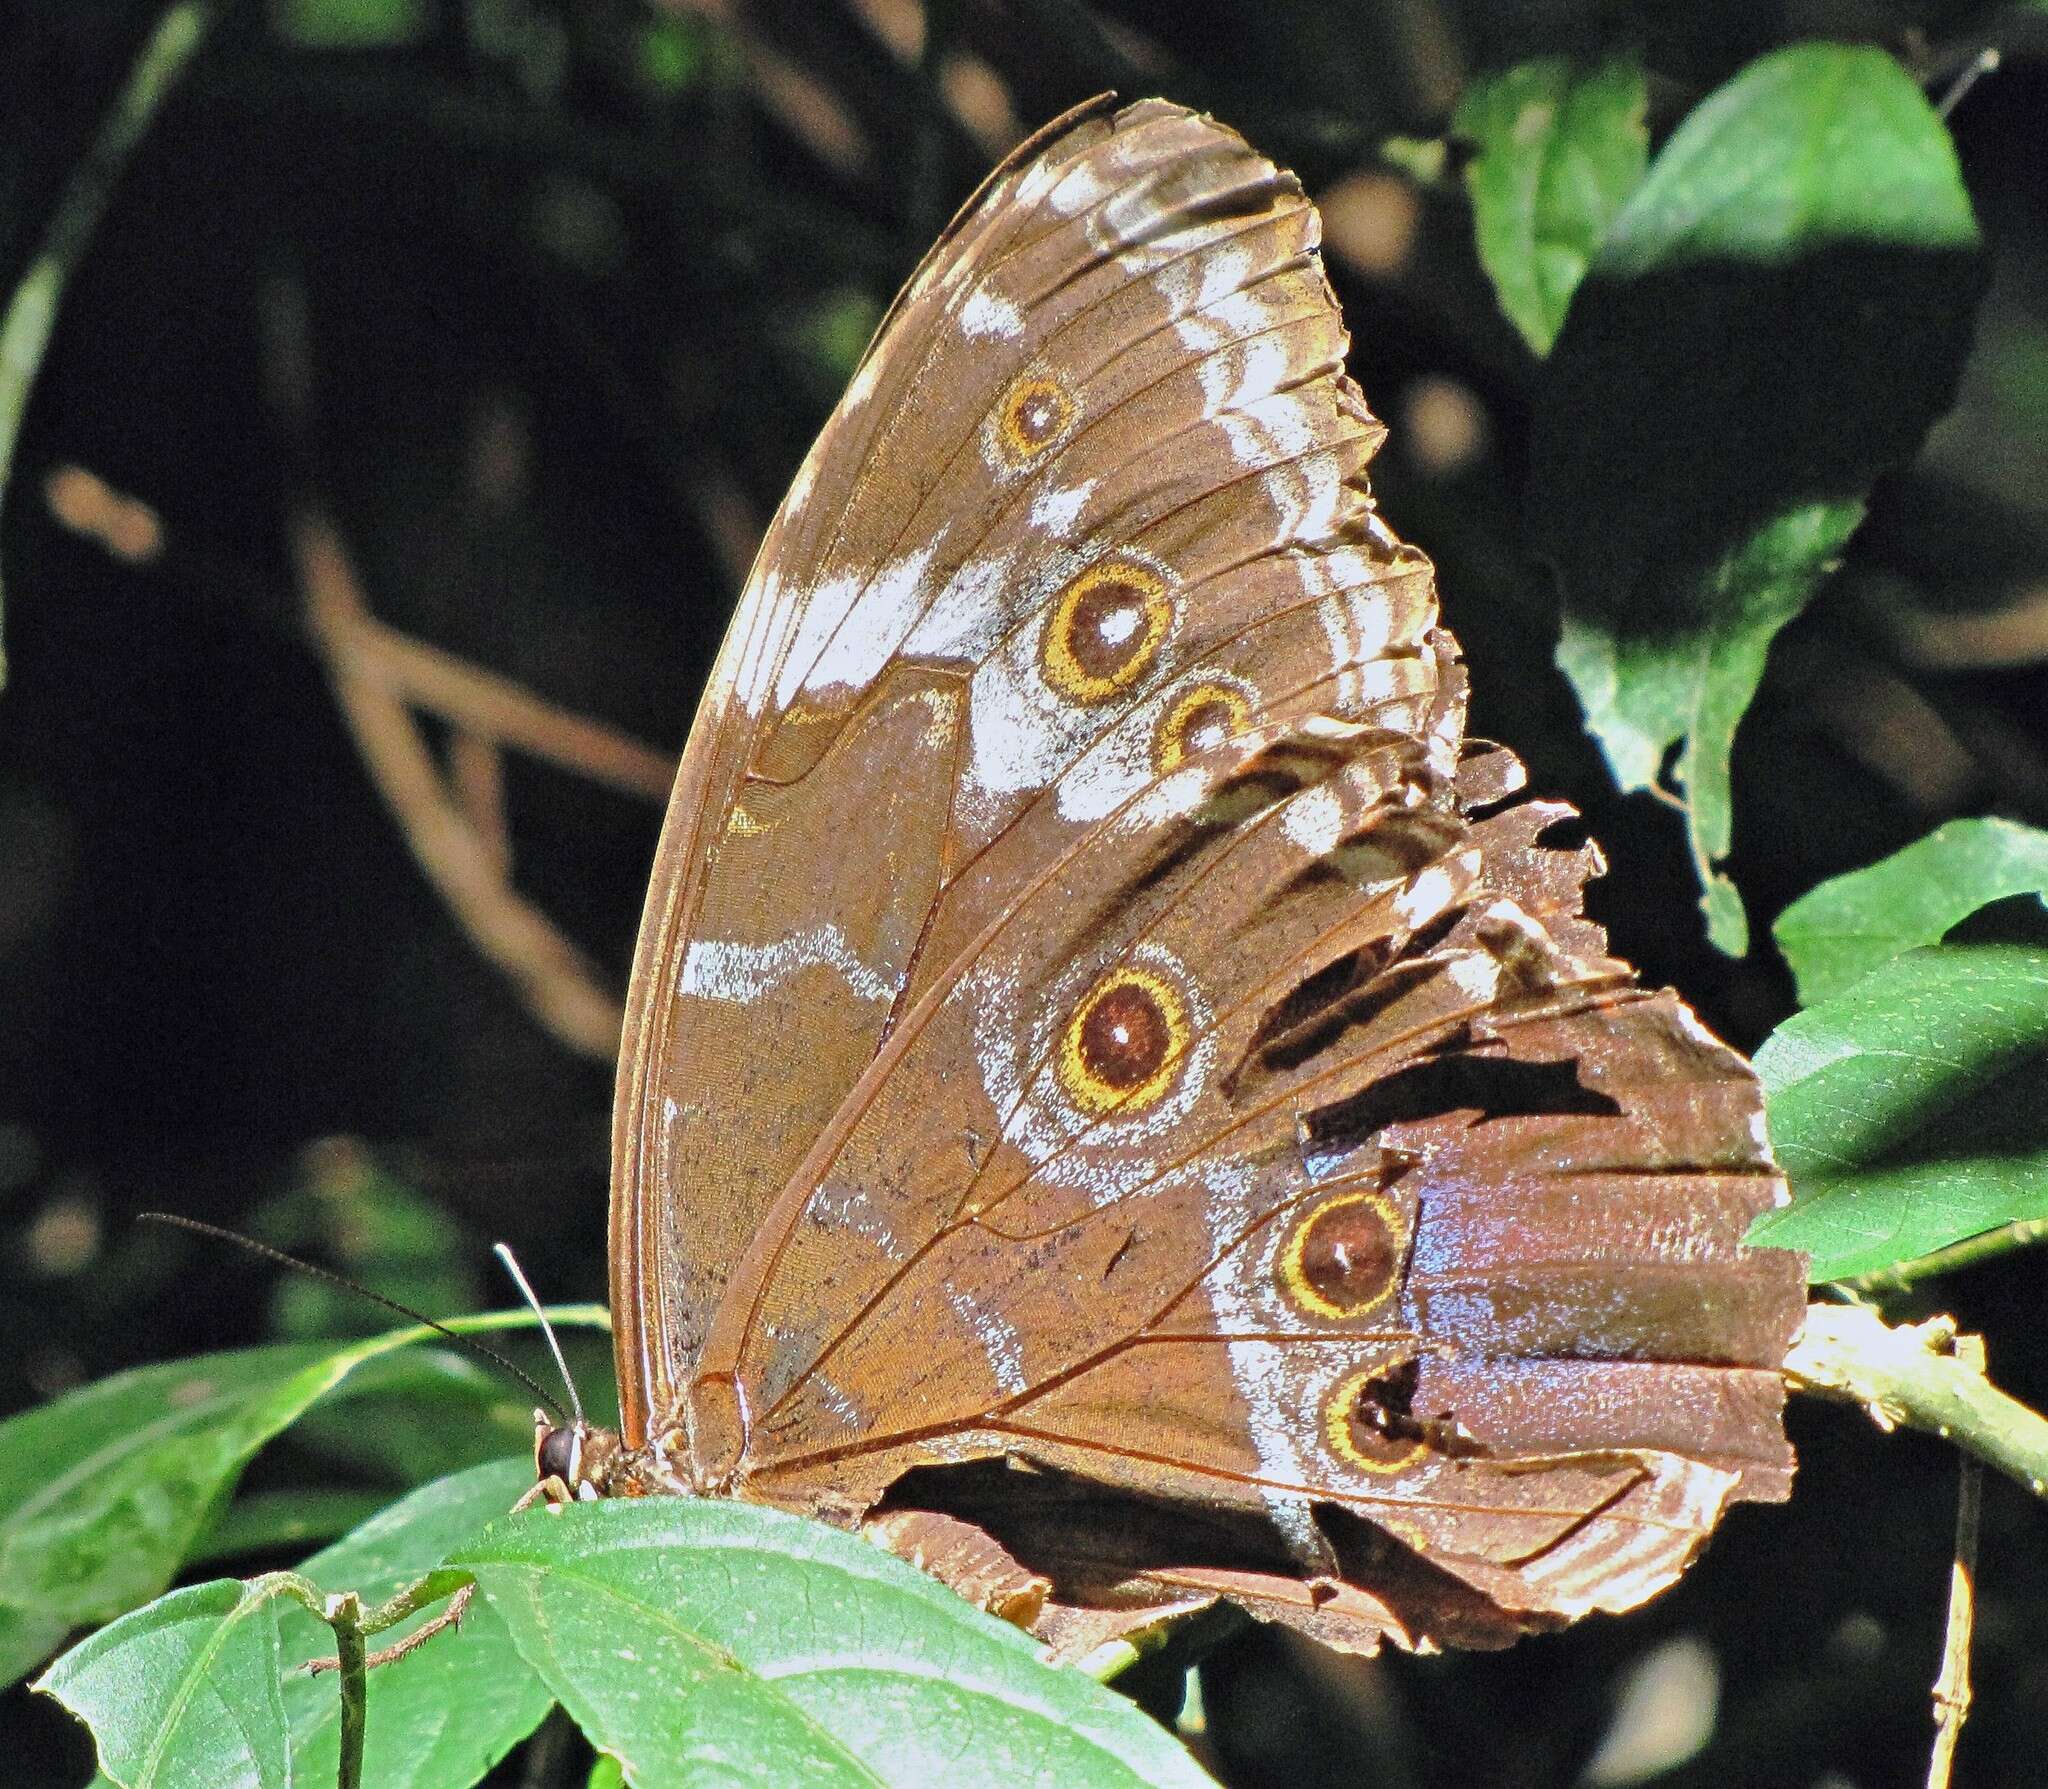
[1774,818,2048,1005]
[0,1308,606,1686]
[459,1499,1217,1788]
[1455,56,1648,354]
[1534,43,1981,952]
[36,1579,291,1789]
[1749,945,2048,1280]
[276,1460,553,1788]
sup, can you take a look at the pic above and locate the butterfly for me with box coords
[536,94,1806,1660]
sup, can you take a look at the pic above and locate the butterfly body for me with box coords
[550,94,1805,1658]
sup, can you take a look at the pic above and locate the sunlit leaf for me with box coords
[1749,945,2048,1279]
[0,1309,604,1686]
[460,1499,1218,1788]
[36,1579,291,1789]
[1774,817,2048,1005]
[1455,56,1648,354]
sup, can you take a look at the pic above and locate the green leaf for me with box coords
[276,1460,553,1788]
[459,1499,1217,1788]
[1749,945,2048,1280]
[0,1308,606,1686]
[36,1579,292,1789]
[36,1462,548,1789]
[1555,499,1864,952]
[268,0,433,47]
[191,1490,393,1567]
[1454,56,1648,354]
[1774,818,2048,1005]
[1534,43,1982,953]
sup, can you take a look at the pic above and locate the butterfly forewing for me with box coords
[611,96,1804,1654]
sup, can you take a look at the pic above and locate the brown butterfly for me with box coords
[537,94,1805,1660]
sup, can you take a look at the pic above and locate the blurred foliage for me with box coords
[4,1,2048,1785]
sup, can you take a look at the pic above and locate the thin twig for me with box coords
[1787,1302,2048,1500]
[1928,1457,1982,1789]
[0,3,218,685]
[294,509,625,1058]
[336,604,675,802]
[41,461,677,804]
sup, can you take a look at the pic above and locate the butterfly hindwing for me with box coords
[613,97,1804,1653]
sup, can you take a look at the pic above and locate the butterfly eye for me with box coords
[1323,1363,1431,1476]
[1154,679,1255,771]
[1278,1188,1406,1320]
[990,370,1077,469]
[1057,964,1192,1117]
[1041,558,1175,704]
[538,1422,582,1485]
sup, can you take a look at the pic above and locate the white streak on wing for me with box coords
[771,569,861,711]
[1046,157,1113,218]
[785,444,823,516]
[730,566,785,715]
[1202,1161,1325,1556]
[904,549,1017,661]
[680,925,894,1006]
[1199,331,1290,417]
[947,1285,1028,1396]
[842,350,886,412]
[1445,953,1502,1003]
[1281,782,1346,856]
[1028,477,1097,536]
[960,285,1024,340]
[1394,851,1479,928]
[797,539,944,697]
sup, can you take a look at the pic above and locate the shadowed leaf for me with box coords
[1535,43,1982,951]
[1750,945,2048,1280]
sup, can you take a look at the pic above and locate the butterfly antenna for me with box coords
[493,1242,585,1430]
[137,1211,564,1419]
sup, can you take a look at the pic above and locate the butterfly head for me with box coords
[531,1408,626,1501]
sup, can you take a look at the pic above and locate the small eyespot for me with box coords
[1041,558,1174,704]
[1153,678,1255,771]
[1323,1364,1430,1476]
[991,371,1076,469]
[1057,965,1192,1118]
[1278,1189,1406,1321]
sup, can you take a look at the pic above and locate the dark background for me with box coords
[3,2,2046,1784]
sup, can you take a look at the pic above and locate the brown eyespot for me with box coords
[991,371,1076,468]
[1278,1189,1405,1320]
[1323,1363,1430,1476]
[1056,965,1191,1117]
[1041,558,1174,704]
[1153,678,1255,771]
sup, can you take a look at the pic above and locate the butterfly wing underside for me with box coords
[612,97,1804,1653]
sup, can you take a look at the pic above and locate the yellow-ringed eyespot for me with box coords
[1040,557,1174,704]
[1323,1364,1431,1476]
[1153,678,1255,772]
[991,371,1075,468]
[1277,1188,1405,1320]
[1056,965,1192,1118]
